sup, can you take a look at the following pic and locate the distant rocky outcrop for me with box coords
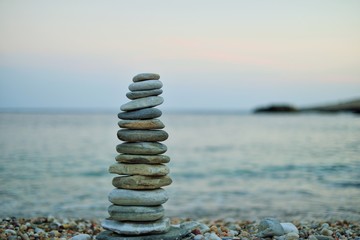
[254,104,299,113]
[253,98,360,114]
[300,98,360,114]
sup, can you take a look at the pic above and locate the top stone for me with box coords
[133,73,160,82]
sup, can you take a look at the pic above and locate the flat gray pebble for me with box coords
[126,89,163,100]
[118,108,162,120]
[116,142,167,155]
[117,129,168,142]
[120,96,163,111]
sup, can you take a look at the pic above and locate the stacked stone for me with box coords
[101,73,172,237]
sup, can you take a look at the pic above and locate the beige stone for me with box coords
[118,119,165,129]
[112,175,172,189]
[109,163,169,176]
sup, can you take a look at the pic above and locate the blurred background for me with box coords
[0,0,359,221]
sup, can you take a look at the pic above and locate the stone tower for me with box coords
[98,73,172,239]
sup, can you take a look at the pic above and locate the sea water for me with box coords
[0,112,359,221]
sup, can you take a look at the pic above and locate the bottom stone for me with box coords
[96,227,189,240]
[101,218,170,235]
[97,221,201,240]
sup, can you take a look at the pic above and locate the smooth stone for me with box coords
[118,119,165,130]
[108,205,164,221]
[117,129,168,142]
[126,89,163,100]
[100,218,170,236]
[108,188,168,206]
[281,223,299,234]
[208,232,222,240]
[129,80,162,91]
[312,236,334,240]
[5,229,17,235]
[257,218,285,237]
[109,163,169,176]
[321,229,333,236]
[116,142,167,155]
[98,229,179,240]
[180,221,203,234]
[70,234,91,240]
[118,108,162,120]
[321,223,330,229]
[121,96,164,112]
[132,73,160,82]
[285,232,300,240]
[115,154,170,164]
[112,175,172,189]
[194,235,204,240]
[97,220,199,239]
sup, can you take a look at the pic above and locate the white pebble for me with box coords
[308,235,317,240]
[198,223,210,233]
[206,232,221,240]
[281,223,299,234]
[69,234,91,240]
[321,223,330,229]
[194,235,205,240]
[228,229,239,236]
[321,228,333,236]
[5,229,17,235]
[35,227,45,233]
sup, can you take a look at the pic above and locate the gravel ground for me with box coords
[1,216,359,240]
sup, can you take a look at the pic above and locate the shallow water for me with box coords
[0,112,359,221]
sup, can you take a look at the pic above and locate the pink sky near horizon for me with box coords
[0,1,359,110]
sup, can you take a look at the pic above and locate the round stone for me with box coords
[120,96,164,112]
[132,73,160,82]
[116,142,167,155]
[101,218,170,236]
[257,218,285,237]
[129,80,163,91]
[126,89,163,100]
[108,188,169,206]
[118,119,165,130]
[117,130,168,142]
[118,108,162,120]
[115,154,170,164]
[108,205,164,222]
[112,175,172,190]
[109,163,169,176]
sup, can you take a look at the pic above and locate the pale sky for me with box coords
[0,0,359,111]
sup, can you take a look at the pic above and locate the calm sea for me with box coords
[0,111,359,221]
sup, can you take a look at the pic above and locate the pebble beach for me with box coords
[1,75,359,239]
[1,216,359,240]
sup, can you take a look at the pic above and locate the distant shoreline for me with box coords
[254,97,360,114]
